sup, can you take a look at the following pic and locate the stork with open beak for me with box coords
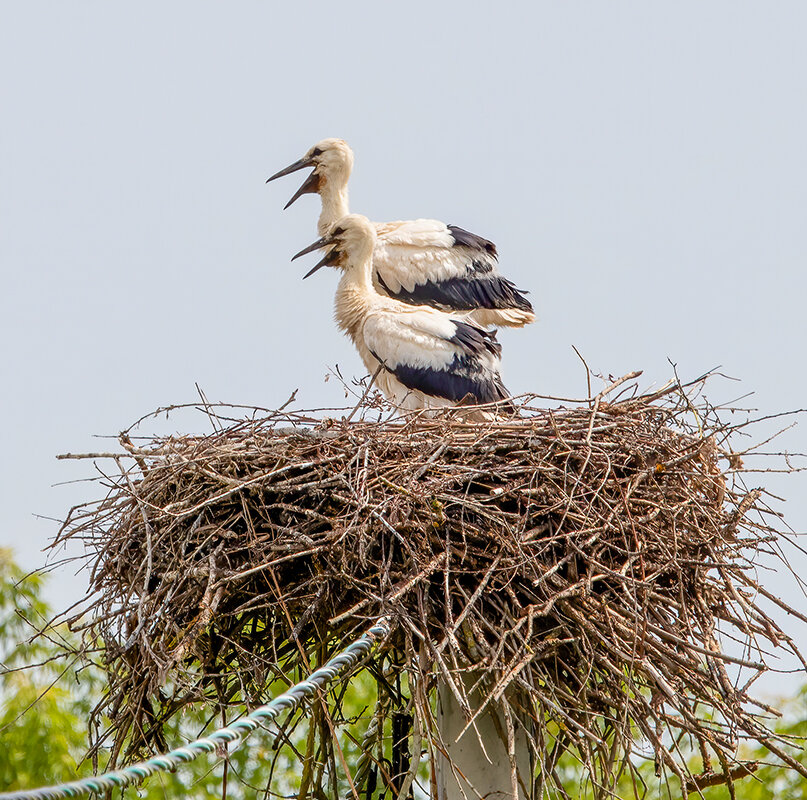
[269,139,534,329]
[292,214,513,417]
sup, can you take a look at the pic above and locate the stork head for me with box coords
[266,138,354,209]
[292,214,376,278]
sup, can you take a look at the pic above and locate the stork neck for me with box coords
[317,182,350,236]
[335,272,369,340]
[334,255,376,339]
[343,254,375,293]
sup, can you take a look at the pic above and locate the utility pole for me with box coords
[435,683,531,800]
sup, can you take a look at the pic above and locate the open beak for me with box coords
[292,234,332,261]
[266,155,315,184]
[282,171,321,210]
[292,234,340,279]
[266,155,322,209]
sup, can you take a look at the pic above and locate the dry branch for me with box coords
[55,375,807,797]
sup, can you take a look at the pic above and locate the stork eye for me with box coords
[333,226,344,235]
[311,147,323,157]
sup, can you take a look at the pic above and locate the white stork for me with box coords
[267,138,534,329]
[292,214,513,416]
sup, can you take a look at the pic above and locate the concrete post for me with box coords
[435,682,531,800]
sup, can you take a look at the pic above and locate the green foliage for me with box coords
[1,547,805,799]
[0,549,99,788]
[0,548,50,667]
[551,689,807,799]
[0,550,396,798]
[696,688,807,800]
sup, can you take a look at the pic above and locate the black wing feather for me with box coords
[447,225,498,258]
[369,317,511,407]
[377,271,533,314]
[387,361,511,406]
[449,320,502,358]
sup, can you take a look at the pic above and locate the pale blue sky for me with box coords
[2,2,805,690]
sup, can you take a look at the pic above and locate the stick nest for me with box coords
[58,375,807,797]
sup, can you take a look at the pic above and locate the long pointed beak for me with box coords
[283,171,321,210]
[292,234,339,279]
[265,155,314,184]
[292,235,332,261]
[302,254,334,279]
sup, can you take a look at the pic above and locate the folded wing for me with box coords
[363,309,511,406]
[372,220,534,328]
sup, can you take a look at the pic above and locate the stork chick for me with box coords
[293,214,513,416]
[268,139,534,329]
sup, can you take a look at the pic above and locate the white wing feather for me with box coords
[362,309,459,372]
[372,220,495,295]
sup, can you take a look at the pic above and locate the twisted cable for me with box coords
[0,618,389,800]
